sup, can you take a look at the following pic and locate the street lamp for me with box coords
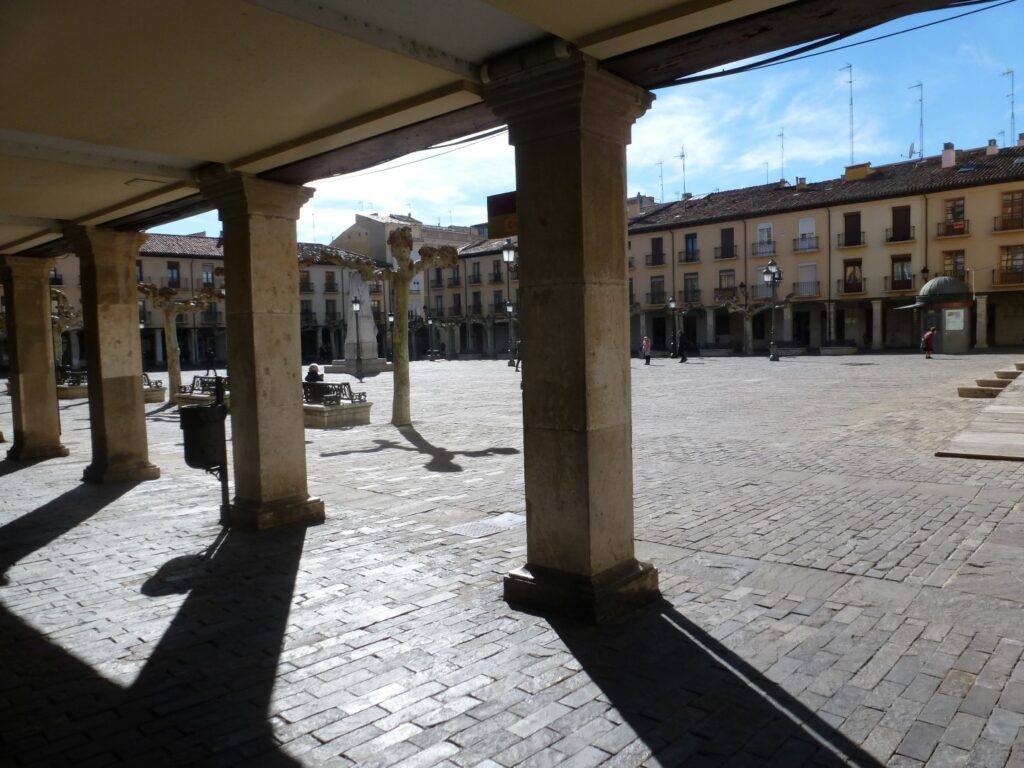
[427,316,434,362]
[668,296,678,357]
[386,310,395,363]
[351,295,364,381]
[762,259,782,362]
[502,238,516,362]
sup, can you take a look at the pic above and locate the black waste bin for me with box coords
[180,403,227,470]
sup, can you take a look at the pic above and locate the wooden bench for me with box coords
[179,375,229,396]
[302,381,367,405]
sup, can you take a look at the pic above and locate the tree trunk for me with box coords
[390,273,412,426]
[163,309,183,404]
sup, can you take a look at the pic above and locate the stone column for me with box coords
[201,173,323,530]
[485,52,659,622]
[705,309,716,347]
[871,299,884,350]
[0,256,69,460]
[743,314,754,355]
[154,329,164,365]
[69,330,81,368]
[976,294,989,349]
[826,301,835,342]
[782,303,793,343]
[65,226,159,483]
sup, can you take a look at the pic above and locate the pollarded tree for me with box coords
[298,226,457,426]
[137,283,224,403]
[50,288,81,367]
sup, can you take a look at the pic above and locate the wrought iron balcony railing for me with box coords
[714,245,737,259]
[936,220,969,237]
[884,275,916,291]
[837,232,865,247]
[837,278,868,294]
[793,281,820,297]
[793,236,819,252]
[751,241,776,257]
[994,215,1024,232]
[678,250,700,263]
[886,226,916,242]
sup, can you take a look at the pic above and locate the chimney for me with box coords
[796,177,807,190]
[1018,132,1024,147]
[941,142,956,169]
[987,139,999,156]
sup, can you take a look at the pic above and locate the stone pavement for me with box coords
[4,353,1024,766]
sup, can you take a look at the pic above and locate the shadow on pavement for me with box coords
[321,424,519,473]
[0,456,45,478]
[0,523,308,766]
[552,600,881,767]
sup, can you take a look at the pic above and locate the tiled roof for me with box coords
[297,242,388,268]
[141,233,223,257]
[630,145,1024,233]
[458,236,518,258]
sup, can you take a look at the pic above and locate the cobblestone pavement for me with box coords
[5,353,1024,766]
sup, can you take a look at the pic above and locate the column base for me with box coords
[83,461,160,484]
[225,495,325,531]
[6,441,69,461]
[504,558,660,624]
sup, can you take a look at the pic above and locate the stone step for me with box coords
[1015,362,1024,371]
[977,378,1012,388]
[995,370,1022,380]
[959,386,1003,398]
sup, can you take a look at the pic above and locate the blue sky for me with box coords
[153,0,1022,244]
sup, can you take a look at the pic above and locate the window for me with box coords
[797,263,818,296]
[136,260,143,283]
[434,295,443,315]
[843,259,863,292]
[324,270,337,291]
[684,233,698,261]
[449,266,460,286]
[940,198,967,236]
[647,237,664,266]
[890,255,912,290]
[201,263,214,289]
[997,246,1024,286]
[138,299,147,324]
[493,290,503,311]
[942,250,965,278]
[628,278,634,304]
[492,260,502,281]
[717,227,735,259]
[298,269,312,292]
[999,191,1024,230]
[649,275,665,303]
[325,299,337,322]
[889,206,912,241]
[166,261,180,289]
[841,212,862,246]
[470,262,481,284]
[945,198,965,222]
[754,223,774,256]
[451,294,461,315]
[796,217,817,251]
[719,269,735,288]
[471,291,481,312]
[683,273,699,302]
[300,299,313,318]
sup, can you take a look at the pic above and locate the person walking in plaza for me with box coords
[922,326,937,359]
[677,330,687,363]
[204,343,217,375]
[642,336,651,365]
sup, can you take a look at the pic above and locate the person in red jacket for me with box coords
[922,326,937,359]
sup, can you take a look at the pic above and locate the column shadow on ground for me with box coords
[551,600,881,767]
[321,425,518,473]
[0,522,308,766]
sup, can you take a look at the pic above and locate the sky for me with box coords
[152,0,1023,244]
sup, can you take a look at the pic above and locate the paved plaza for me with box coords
[5,352,1024,766]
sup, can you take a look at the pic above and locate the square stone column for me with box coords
[0,256,69,461]
[485,53,659,622]
[65,226,159,483]
[871,299,884,350]
[782,304,793,342]
[705,309,716,346]
[201,173,324,530]
[976,295,988,349]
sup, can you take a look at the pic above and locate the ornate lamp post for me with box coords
[762,259,782,362]
[427,316,434,362]
[502,238,516,362]
[351,295,364,381]
[668,296,678,357]
[386,310,395,362]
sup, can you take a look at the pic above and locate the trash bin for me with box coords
[180,403,227,470]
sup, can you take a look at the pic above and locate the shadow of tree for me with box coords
[551,600,881,767]
[321,425,518,473]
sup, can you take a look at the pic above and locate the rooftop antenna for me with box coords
[909,82,924,159]
[656,160,664,202]
[1005,69,1016,145]
[676,144,687,200]
[777,126,785,181]
[841,63,854,165]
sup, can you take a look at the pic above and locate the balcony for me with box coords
[200,310,223,326]
[793,281,820,297]
[489,272,504,284]
[885,226,916,243]
[751,241,776,257]
[714,286,738,302]
[993,268,1024,286]
[679,288,700,303]
[793,236,819,252]
[468,273,482,284]
[678,250,700,263]
[937,220,969,238]
[161,277,186,290]
[645,253,665,266]
[369,281,384,294]
[300,311,317,327]
[468,303,484,315]
[714,245,737,259]
[749,284,772,300]
[443,277,458,287]
[324,282,339,293]
[448,306,463,317]
[430,278,444,289]
[940,269,966,280]
[323,311,341,325]
[884,275,916,291]
[645,291,667,304]
[298,281,314,293]
[994,215,1024,232]
[836,278,868,294]
[837,232,865,248]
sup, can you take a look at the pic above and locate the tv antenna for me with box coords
[909,82,924,159]
[656,160,664,202]
[1005,69,1016,145]
[841,64,854,165]
[676,144,687,200]
[777,126,785,181]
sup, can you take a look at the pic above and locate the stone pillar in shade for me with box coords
[782,303,793,343]
[826,301,835,342]
[154,329,164,364]
[200,173,324,530]
[975,295,988,349]
[0,256,69,461]
[743,314,753,355]
[65,226,159,483]
[871,299,884,350]
[484,52,659,622]
[705,309,716,347]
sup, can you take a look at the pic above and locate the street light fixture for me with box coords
[351,295,364,380]
[427,316,434,362]
[668,296,678,357]
[386,311,395,362]
[762,259,782,362]
[502,239,517,363]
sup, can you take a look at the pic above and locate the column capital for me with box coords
[0,254,53,278]
[483,52,653,146]
[200,172,314,222]
[63,225,146,260]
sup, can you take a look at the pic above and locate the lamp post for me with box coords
[668,296,678,357]
[502,238,516,362]
[427,316,434,362]
[386,311,395,363]
[351,295,364,381]
[762,259,782,362]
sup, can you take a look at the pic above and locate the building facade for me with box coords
[628,137,1024,354]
